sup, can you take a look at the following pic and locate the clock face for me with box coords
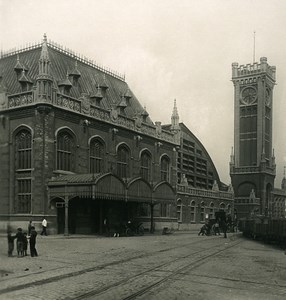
[240,87,257,105]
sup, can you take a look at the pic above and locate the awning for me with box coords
[127,178,152,203]
[48,173,176,204]
[153,182,176,204]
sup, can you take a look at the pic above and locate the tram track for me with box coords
[70,238,243,300]
[0,234,237,297]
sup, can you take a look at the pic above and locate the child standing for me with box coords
[23,232,28,256]
[15,228,24,257]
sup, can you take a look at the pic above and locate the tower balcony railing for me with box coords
[230,165,275,175]
[230,166,260,174]
[235,197,260,205]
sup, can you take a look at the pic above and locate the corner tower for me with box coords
[35,34,54,102]
[230,57,276,218]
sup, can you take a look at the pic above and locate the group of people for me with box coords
[198,218,228,238]
[7,224,38,257]
[7,217,48,257]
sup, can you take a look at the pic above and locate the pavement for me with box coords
[0,230,194,288]
[0,230,285,300]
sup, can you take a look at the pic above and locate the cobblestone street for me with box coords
[0,231,286,300]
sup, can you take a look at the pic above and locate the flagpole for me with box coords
[253,31,256,63]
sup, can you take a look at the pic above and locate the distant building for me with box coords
[272,172,286,218]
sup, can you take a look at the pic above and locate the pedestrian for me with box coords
[23,232,28,256]
[28,220,33,236]
[30,226,38,257]
[7,230,15,257]
[214,221,220,235]
[41,217,47,236]
[103,218,110,236]
[221,219,228,238]
[198,224,207,236]
[15,228,24,257]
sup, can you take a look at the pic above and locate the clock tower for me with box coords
[230,57,276,218]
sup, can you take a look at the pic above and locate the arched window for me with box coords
[177,199,183,222]
[117,144,130,178]
[200,201,205,222]
[15,129,32,170]
[15,128,32,213]
[90,138,104,173]
[160,155,170,182]
[190,200,196,222]
[140,151,151,181]
[57,130,75,172]
[219,203,225,210]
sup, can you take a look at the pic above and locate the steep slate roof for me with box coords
[0,40,153,124]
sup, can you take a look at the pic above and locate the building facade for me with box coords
[0,35,178,234]
[0,35,234,234]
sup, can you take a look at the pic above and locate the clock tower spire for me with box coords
[230,57,276,218]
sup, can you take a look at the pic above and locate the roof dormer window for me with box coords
[69,61,81,87]
[18,69,33,92]
[58,73,72,95]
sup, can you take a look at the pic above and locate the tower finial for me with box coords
[171,99,180,131]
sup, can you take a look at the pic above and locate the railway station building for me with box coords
[0,35,234,234]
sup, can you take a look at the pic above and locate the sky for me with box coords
[1,0,286,186]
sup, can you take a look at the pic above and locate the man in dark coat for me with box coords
[29,226,38,257]
[220,219,228,238]
[7,230,15,257]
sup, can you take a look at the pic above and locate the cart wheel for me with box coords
[126,228,132,236]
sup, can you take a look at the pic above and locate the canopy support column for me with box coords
[150,203,155,233]
[64,194,69,236]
